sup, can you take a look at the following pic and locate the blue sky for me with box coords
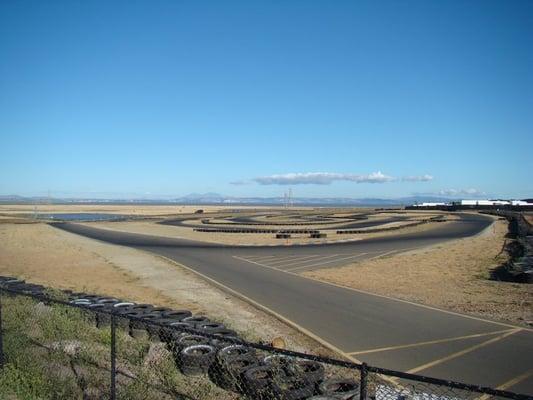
[1,1,532,199]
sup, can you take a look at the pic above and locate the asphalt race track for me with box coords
[53,213,533,395]
[160,214,410,231]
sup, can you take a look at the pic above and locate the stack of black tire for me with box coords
[502,213,533,283]
[512,235,533,283]
[0,276,360,399]
[0,276,47,295]
[236,355,359,399]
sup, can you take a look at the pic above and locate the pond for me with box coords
[34,213,128,221]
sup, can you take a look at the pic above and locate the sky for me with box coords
[1,0,532,199]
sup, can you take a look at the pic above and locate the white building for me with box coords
[459,200,510,206]
[511,200,533,206]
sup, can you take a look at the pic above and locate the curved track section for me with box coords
[51,214,533,394]
[159,211,399,230]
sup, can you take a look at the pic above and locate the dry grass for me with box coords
[303,220,533,326]
[0,223,181,306]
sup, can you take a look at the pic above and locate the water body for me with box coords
[34,213,127,221]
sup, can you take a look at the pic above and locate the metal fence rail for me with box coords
[0,283,530,400]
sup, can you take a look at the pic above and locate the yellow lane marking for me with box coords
[242,255,281,261]
[234,252,531,331]
[241,250,379,265]
[266,254,327,266]
[272,254,347,268]
[285,253,369,272]
[233,255,286,270]
[347,329,517,355]
[406,329,521,374]
[249,255,306,264]
[476,369,533,400]
[294,272,531,332]
[147,253,373,367]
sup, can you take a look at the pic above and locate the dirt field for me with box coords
[0,222,334,355]
[303,219,533,327]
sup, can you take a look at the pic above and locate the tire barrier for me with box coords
[195,228,279,234]
[278,230,320,234]
[0,277,529,400]
[0,277,365,399]
[179,344,217,375]
[318,379,359,399]
[485,211,533,283]
[195,228,321,234]
[276,233,291,239]
[201,219,346,226]
[310,233,327,239]
[189,213,427,234]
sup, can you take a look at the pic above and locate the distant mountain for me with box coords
[0,195,46,203]
[0,193,528,207]
[0,195,29,201]
[0,194,74,203]
[173,194,445,206]
[178,193,226,203]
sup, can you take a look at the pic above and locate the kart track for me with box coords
[54,213,533,395]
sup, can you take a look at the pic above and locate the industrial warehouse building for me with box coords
[406,199,533,211]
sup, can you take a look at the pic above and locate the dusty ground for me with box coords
[303,219,533,327]
[0,215,38,223]
[0,222,335,356]
[524,213,533,226]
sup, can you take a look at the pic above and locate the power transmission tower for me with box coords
[288,188,293,208]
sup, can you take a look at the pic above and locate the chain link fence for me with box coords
[0,278,530,400]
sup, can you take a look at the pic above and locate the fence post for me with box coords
[0,290,4,370]
[360,362,368,400]
[110,312,116,400]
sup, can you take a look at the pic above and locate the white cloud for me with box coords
[402,174,434,182]
[233,171,435,186]
[252,171,396,185]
